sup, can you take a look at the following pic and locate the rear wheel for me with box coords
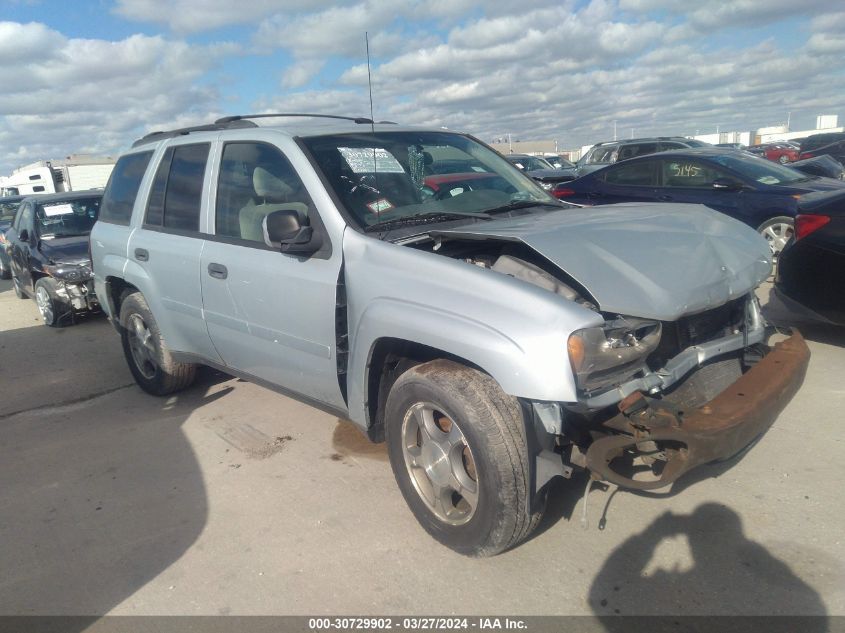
[119,292,196,395]
[778,155,790,164]
[758,216,794,261]
[385,359,544,556]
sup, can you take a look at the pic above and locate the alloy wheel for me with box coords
[35,286,54,324]
[761,221,793,258]
[127,313,157,379]
[401,402,479,525]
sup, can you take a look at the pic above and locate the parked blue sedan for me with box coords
[556,148,845,256]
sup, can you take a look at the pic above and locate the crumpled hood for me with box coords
[39,236,90,265]
[431,203,772,321]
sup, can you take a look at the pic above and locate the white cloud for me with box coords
[0,22,232,172]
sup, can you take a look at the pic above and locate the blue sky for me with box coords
[0,0,843,172]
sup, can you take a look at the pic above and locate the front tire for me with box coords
[119,292,196,396]
[34,277,66,327]
[385,359,544,556]
[778,155,790,164]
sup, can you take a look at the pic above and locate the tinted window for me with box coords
[659,142,686,151]
[35,197,101,238]
[709,153,805,185]
[100,151,153,225]
[617,143,658,161]
[13,202,32,231]
[661,160,726,187]
[163,144,209,232]
[604,161,658,186]
[145,148,172,227]
[216,142,314,243]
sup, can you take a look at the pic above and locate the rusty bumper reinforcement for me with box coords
[585,332,810,491]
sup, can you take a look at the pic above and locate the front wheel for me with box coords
[778,155,790,164]
[119,292,197,396]
[34,277,66,327]
[385,360,544,556]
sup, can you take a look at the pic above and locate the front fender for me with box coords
[343,230,603,428]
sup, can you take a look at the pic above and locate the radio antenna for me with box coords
[365,32,376,133]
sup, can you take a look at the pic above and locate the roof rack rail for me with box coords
[215,113,396,125]
[131,120,257,148]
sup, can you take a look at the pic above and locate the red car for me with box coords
[747,143,799,164]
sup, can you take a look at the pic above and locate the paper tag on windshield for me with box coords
[366,199,394,214]
[43,204,74,216]
[339,147,404,174]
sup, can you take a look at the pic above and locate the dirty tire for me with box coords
[34,277,66,327]
[119,291,196,396]
[385,359,544,556]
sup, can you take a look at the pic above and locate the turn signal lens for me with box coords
[567,334,586,371]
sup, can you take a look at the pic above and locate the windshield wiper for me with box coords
[364,211,492,233]
[481,199,566,215]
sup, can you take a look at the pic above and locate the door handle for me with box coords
[657,195,673,201]
[207,263,228,280]
[134,248,149,262]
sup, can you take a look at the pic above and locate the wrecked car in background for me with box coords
[6,191,102,326]
[91,115,809,556]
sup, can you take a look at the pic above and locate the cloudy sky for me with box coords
[0,0,843,173]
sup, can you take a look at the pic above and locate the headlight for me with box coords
[44,263,92,281]
[568,317,662,393]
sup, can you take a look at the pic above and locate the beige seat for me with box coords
[239,166,308,242]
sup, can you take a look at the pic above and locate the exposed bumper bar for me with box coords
[585,332,810,491]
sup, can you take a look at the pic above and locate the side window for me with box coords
[659,142,686,151]
[618,143,658,161]
[100,151,153,225]
[12,202,27,230]
[662,160,725,188]
[144,143,209,231]
[14,202,33,232]
[215,142,314,243]
[604,161,658,186]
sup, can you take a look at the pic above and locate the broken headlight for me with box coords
[568,317,661,393]
[44,263,92,282]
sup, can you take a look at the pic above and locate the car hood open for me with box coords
[429,203,772,321]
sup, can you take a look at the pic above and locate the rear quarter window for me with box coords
[99,151,153,225]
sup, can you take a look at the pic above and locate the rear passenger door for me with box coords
[200,139,346,410]
[592,159,660,203]
[126,141,222,363]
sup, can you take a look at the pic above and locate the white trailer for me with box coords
[0,155,115,196]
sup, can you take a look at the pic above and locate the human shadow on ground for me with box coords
[0,318,231,629]
[588,504,827,630]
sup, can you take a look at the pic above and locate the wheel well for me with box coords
[365,338,482,442]
[104,276,138,323]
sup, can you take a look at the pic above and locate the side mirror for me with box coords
[18,228,29,243]
[712,178,744,192]
[262,209,321,256]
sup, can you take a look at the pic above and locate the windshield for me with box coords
[301,131,554,229]
[710,153,808,185]
[584,146,618,164]
[35,197,101,239]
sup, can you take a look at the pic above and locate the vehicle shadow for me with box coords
[761,285,844,347]
[588,504,828,624]
[0,322,229,627]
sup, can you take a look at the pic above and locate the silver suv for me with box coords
[91,114,809,556]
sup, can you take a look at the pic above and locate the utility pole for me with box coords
[613,120,617,140]
[787,111,791,129]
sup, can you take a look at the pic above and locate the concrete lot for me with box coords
[0,277,843,617]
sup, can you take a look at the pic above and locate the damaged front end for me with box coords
[525,295,809,496]
[44,262,100,313]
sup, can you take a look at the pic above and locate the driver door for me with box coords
[199,139,346,410]
[9,201,35,293]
